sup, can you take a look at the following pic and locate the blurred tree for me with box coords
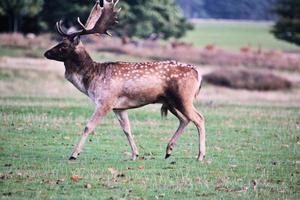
[0,0,44,32]
[273,0,300,45]
[0,0,193,39]
[115,0,193,39]
[41,0,192,40]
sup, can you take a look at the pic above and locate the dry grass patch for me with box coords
[203,68,292,91]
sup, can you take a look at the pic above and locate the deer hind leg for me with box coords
[114,110,139,160]
[165,105,190,159]
[69,104,110,160]
[179,103,206,161]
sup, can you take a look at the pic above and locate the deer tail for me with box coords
[195,67,203,98]
[161,104,168,118]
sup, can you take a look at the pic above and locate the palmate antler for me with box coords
[56,0,120,38]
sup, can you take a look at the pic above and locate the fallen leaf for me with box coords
[139,180,146,185]
[295,122,300,129]
[159,138,169,142]
[251,179,257,190]
[155,193,165,199]
[215,186,228,192]
[139,156,145,160]
[204,160,212,164]
[16,172,23,177]
[2,192,12,196]
[201,193,209,197]
[195,177,202,184]
[281,144,289,148]
[236,187,248,193]
[84,183,92,189]
[108,167,119,176]
[117,173,125,178]
[215,146,223,152]
[216,179,224,185]
[138,165,145,170]
[56,179,64,184]
[123,151,132,156]
[42,180,56,185]
[126,167,134,170]
[215,186,248,193]
[63,136,70,140]
[70,175,81,182]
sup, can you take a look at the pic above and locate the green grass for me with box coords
[0,96,299,199]
[182,21,300,51]
[0,47,45,58]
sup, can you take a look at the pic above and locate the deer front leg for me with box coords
[114,110,139,160]
[69,104,110,160]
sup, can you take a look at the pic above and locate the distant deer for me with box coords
[44,0,206,161]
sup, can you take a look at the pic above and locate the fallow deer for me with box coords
[44,0,206,161]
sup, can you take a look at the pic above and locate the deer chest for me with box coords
[65,73,87,94]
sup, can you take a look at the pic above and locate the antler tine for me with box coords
[56,21,63,36]
[114,0,119,7]
[56,19,83,38]
[77,17,86,30]
[58,20,68,36]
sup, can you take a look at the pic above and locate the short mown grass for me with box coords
[0,96,299,199]
[182,21,300,51]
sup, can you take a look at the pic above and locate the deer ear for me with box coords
[72,35,80,45]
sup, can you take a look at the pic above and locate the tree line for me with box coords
[0,0,192,40]
[0,0,299,45]
[176,0,278,20]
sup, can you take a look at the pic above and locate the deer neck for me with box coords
[64,45,94,74]
[64,45,95,94]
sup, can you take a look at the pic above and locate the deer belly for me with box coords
[114,90,164,109]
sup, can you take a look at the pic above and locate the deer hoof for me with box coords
[165,153,171,159]
[69,156,77,160]
[131,154,138,161]
[197,155,205,161]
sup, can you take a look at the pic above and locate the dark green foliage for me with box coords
[0,0,44,32]
[273,0,300,45]
[40,0,94,32]
[0,0,192,39]
[115,0,193,39]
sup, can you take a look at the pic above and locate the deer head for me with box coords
[44,0,120,62]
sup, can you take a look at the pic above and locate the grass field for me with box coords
[0,96,299,199]
[0,22,300,199]
[0,61,300,199]
[183,20,300,51]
